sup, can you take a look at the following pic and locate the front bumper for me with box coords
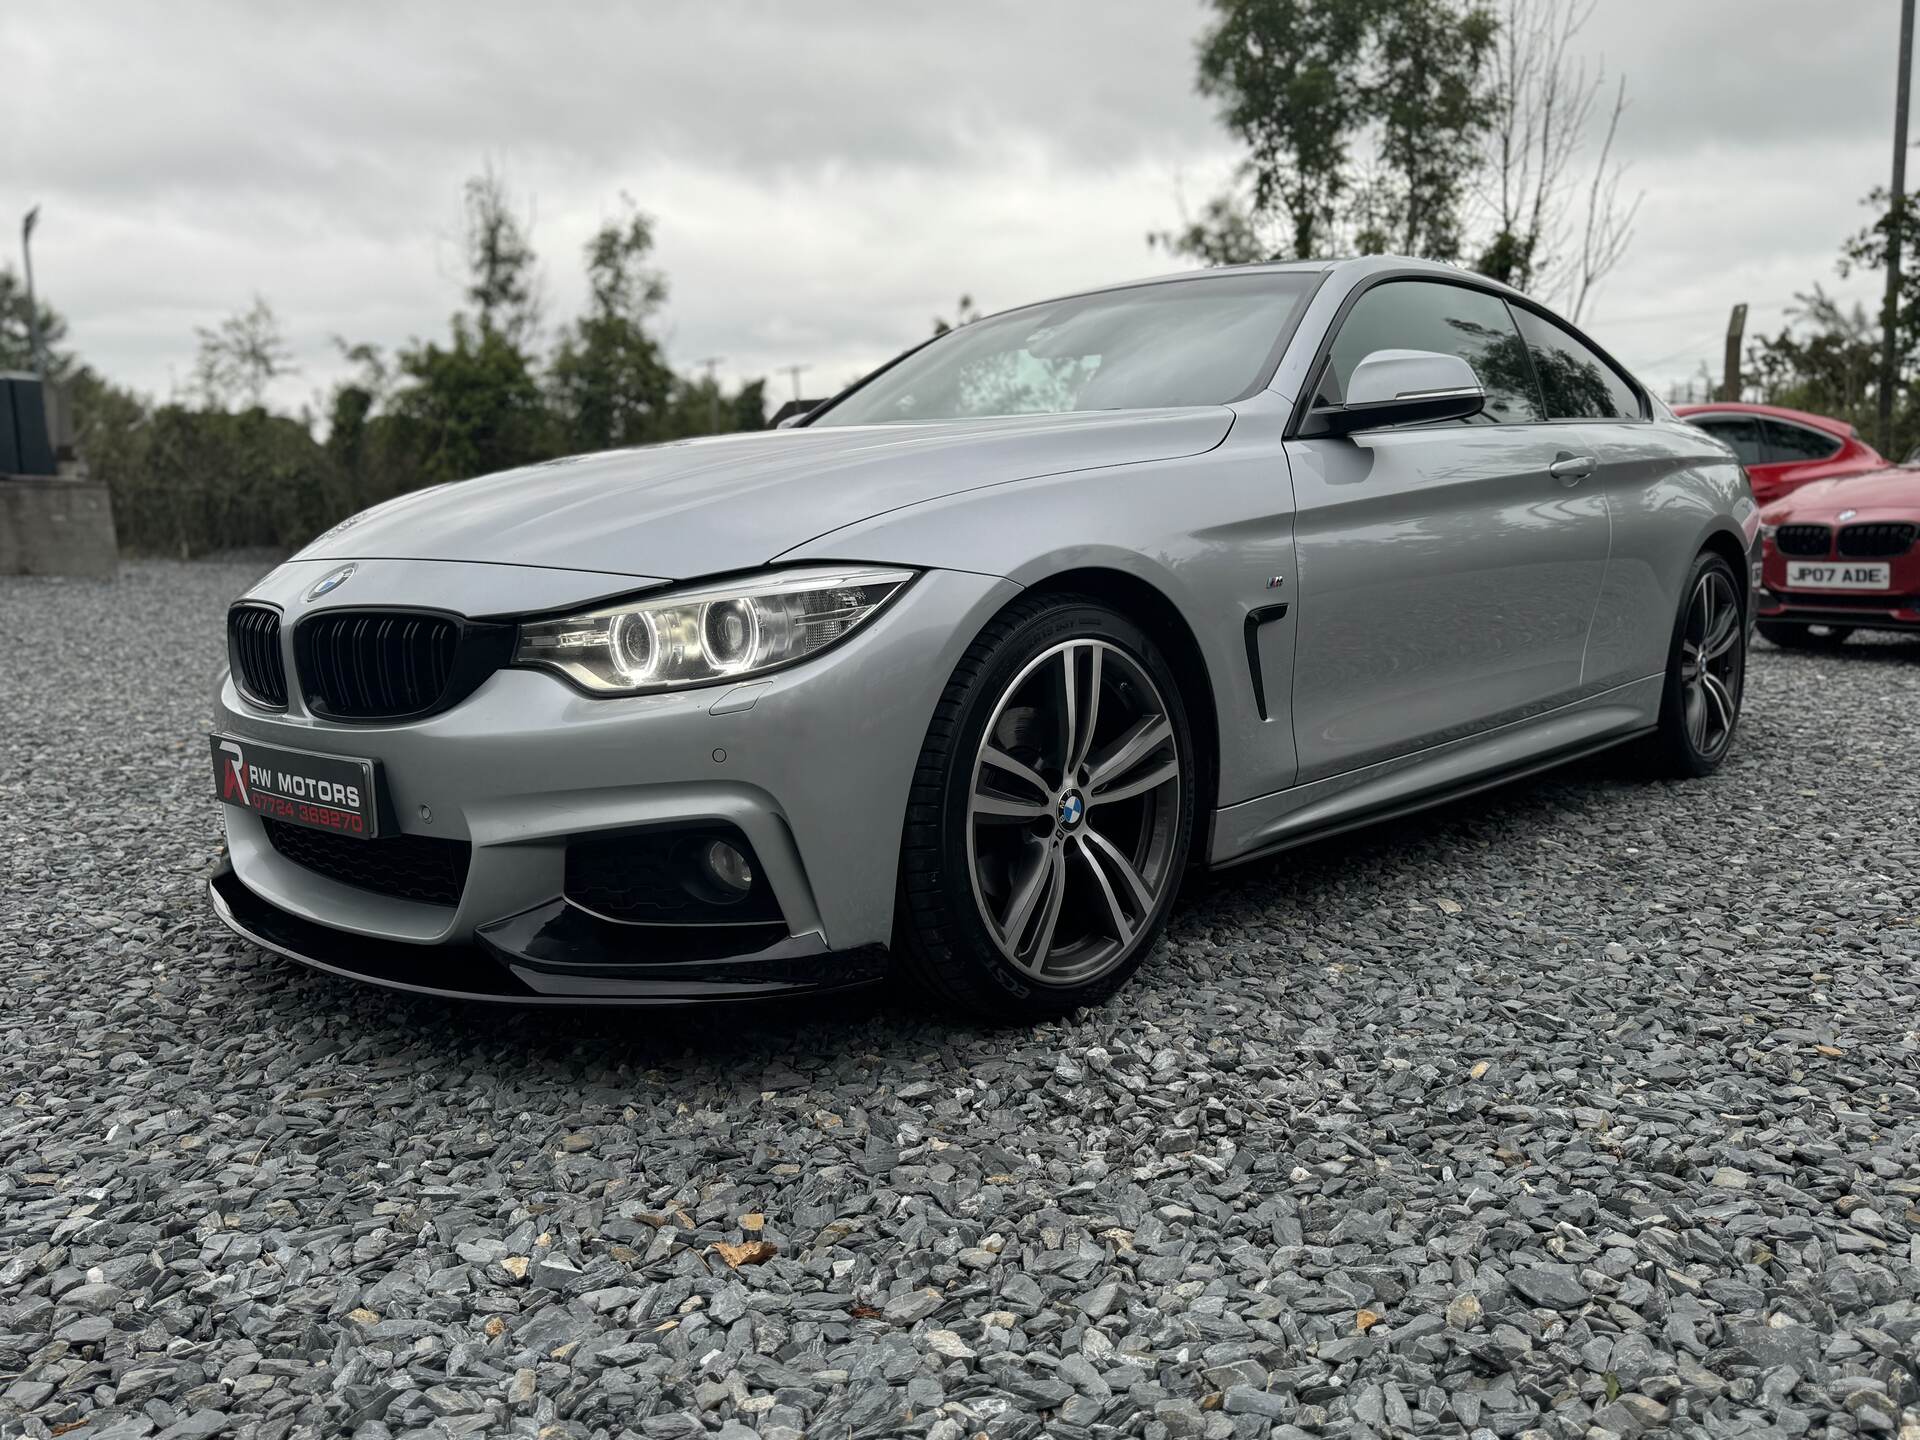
[209,562,1020,1002]
[1756,592,1920,632]
[1759,541,1920,632]
[209,863,887,1004]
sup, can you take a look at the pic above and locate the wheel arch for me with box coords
[1020,565,1221,829]
[1697,523,1755,620]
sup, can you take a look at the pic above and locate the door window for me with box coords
[1511,307,1644,420]
[1690,416,1764,465]
[1761,418,1842,463]
[1320,280,1543,425]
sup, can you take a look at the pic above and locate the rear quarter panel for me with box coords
[1583,417,1758,687]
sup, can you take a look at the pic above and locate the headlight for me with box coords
[513,566,916,695]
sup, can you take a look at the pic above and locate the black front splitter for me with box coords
[206,863,889,1006]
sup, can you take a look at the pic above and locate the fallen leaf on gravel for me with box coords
[1470,1060,1491,1080]
[712,1240,777,1268]
[500,1256,529,1280]
[484,1317,505,1337]
[739,1212,764,1231]
[851,1303,883,1319]
[1816,1044,1844,1056]
[1356,1308,1381,1332]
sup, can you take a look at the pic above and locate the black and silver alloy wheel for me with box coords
[1650,551,1745,778]
[966,638,1182,986]
[1679,567,1743,761]
[897,595,1195,1021]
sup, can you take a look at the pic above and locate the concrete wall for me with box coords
[0,477,119,579]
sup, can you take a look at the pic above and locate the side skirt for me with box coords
[1208,675,1662,869]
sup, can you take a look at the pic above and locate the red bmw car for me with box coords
[1756,465,1920,647]
[1675,401,1886,505]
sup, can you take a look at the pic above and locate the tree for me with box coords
[391,316,552,481]
[463,165,541,345]
[0,264,75,378]
[1150,194,1270,266]
[658,372,767,438]
[389,166,552,478]
[1744,287,1879,428]
[1164,0,1637,308]
[1840,185,1920,385]
[1369,0,1498,261]
[932,295,980,336]
[193,295,295,410]
[1562,75,1638,322]
[549,203,676,450]
[322,340,389,490]
[1191,0,1373,261]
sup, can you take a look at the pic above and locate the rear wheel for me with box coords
[1648,552,1746,777]
[1758,620,1853,649]
[895,595,1194,1021]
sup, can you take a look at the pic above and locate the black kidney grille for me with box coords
[264,818,470,906]
[1837,522,1918,558]
[1774,524,1832,557]
[228,604,288,708]
[299,612,460,719]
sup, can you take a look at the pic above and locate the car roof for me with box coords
[1671,400,1859,439]
[977,255,1520,323]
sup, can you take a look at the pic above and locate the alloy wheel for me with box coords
[965,638,1183,986]
[1680,568,1743,760]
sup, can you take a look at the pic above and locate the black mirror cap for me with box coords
[1305,388,1487,437]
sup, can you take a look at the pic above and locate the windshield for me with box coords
[810,272,1317,427]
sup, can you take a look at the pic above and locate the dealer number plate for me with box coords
[211,734,379,838]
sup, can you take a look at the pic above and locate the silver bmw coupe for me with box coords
[209,256,1759,1020]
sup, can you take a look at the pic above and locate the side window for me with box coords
[1512,307,1643,420]
[1761,419,1842,463]
[1320,280,1543,425]
[1691,417,1764,466]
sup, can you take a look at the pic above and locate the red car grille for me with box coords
[1773,524,1831,557]
[1837,522,1918,558]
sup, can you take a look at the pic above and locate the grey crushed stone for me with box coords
[2,557,1919,1439]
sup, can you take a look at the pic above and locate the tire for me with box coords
[895,594,1196,1022]
[1758,620,1853,649]
[1648,552,1747,778]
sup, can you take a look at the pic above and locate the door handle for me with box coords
[1549,454,1596,484]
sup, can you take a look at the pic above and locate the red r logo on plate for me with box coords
[219,740,249,804]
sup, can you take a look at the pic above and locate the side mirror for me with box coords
[1310,349,1485,435]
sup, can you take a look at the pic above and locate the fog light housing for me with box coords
[701,839,754,898]
[564,825,783,925]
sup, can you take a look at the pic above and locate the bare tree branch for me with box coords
[1568,75,1642,323]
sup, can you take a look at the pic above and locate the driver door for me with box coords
[1284,279,1612,783]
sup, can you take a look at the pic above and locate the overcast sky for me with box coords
[4,1,1912,415]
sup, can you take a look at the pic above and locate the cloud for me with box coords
[3,0,1911,409]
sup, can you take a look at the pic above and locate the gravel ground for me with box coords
[3,559,1919,1440]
